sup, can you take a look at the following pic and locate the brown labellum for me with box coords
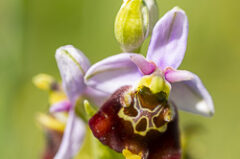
[89,86,181,159]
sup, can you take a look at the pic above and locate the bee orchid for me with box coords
[85,7,214,159]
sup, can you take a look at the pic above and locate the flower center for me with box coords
[118,75,174,136]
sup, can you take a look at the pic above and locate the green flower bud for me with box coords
[114,0,158,52]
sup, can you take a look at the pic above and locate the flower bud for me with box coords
[114,0,158,52]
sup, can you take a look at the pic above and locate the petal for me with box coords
[144,0,159,35]
[166,69,214,116]
[54,110,86,159]
[55,45,90,102]
[130,54,156,75]
[84,53,142,94]
[164,67,194,83]
[83,87,110,106]
[146,7,188,69]
[50,100,72,113]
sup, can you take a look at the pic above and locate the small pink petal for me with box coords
[130,54,156,75]
[164,67,194,83]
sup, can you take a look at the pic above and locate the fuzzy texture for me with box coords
[89,86,181,159]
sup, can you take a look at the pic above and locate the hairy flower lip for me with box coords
[89,86,181,159]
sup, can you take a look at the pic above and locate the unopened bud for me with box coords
[115,0,145,52]
[114,0,158,52]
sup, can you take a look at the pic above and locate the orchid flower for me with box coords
[85,7,214,117]
[33,74,67,159]
[85,7,214,159]
[53,45,109,159]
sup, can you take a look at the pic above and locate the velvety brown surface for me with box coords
[89,86,181,159]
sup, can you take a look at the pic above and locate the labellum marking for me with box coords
[118,86,174,136]
[89,86,181,159]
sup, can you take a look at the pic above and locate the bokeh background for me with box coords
[0,0,239,158]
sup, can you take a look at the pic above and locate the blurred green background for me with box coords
[0,0,239,158]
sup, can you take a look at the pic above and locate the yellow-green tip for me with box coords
[122,149,142,159]
[137,74,171,96]
[83,100,97,118]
